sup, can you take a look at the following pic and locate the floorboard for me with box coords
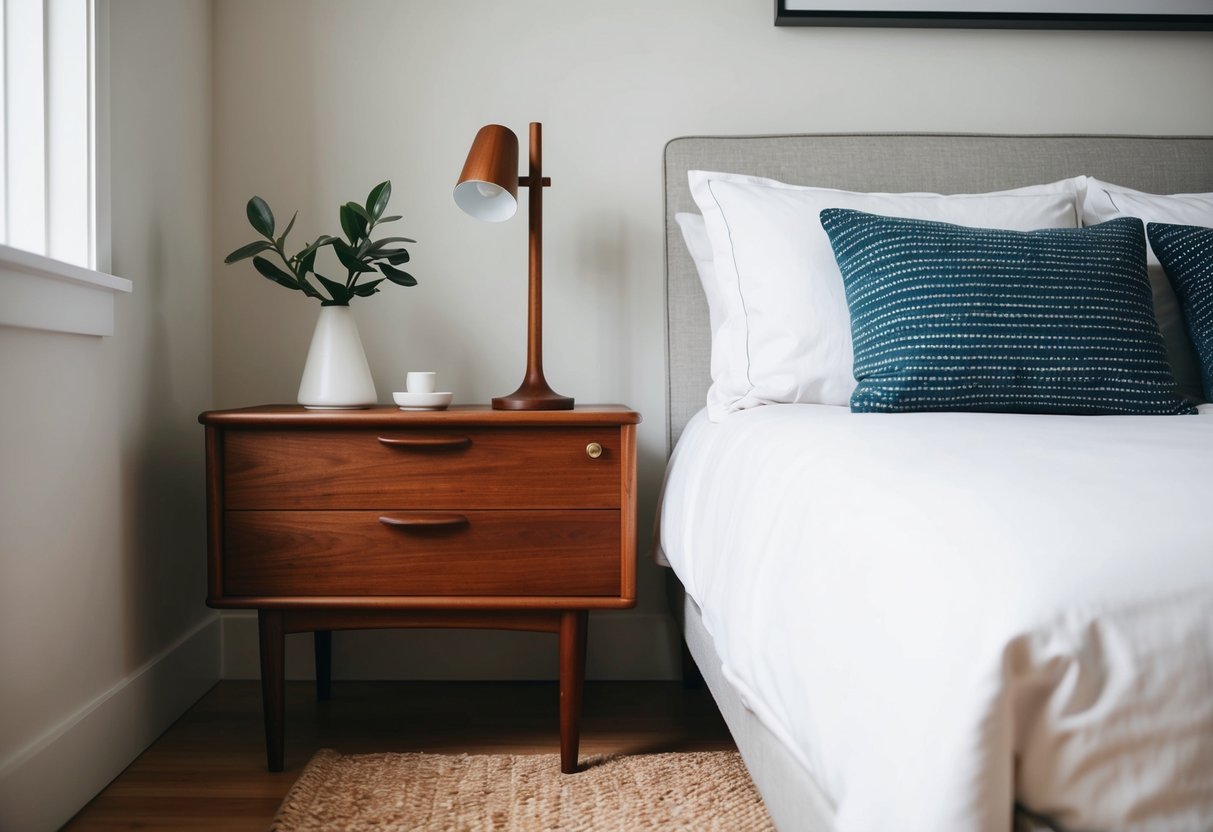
[63,680,733,830]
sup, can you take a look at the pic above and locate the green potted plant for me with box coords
[225,181,416,408]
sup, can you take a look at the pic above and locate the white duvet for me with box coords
[658,404,1213,832]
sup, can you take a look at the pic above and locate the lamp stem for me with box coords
[491,122,574,410]
[527,121,544,383]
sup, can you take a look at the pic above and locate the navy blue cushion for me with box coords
[1148,222,1213,403]
[819,209,1195,415]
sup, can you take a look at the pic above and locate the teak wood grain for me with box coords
[223,509,621,596]
[223,427,620,510]
[199,405,640,774]
[200,404,639,427]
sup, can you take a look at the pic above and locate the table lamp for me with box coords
[455,122,574,410]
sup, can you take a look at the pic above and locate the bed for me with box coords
[656,135,1213,832]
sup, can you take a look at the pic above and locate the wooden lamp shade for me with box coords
[455,122,573,411]
[453,125,519,222]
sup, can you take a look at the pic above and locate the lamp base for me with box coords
[491,378,574,410]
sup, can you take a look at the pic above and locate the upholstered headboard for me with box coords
[663,133,1213,449]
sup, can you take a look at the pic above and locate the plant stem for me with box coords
[273,240,321,300]
[346,217,376,290]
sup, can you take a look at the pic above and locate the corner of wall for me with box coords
[0,616,221,831]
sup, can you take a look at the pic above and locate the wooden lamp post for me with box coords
[454,122,573,410]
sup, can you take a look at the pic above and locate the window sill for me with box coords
[0,244,132,337]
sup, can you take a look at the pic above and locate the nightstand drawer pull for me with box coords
[377,435,473,450]
[586,442,603,459]
[379,513,470,528]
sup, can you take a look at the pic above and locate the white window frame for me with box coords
[0,0,130,338]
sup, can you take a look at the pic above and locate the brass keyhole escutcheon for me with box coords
[586,442,603,459]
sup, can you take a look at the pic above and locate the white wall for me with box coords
[0,3,216,830]
[211,0,1213,682]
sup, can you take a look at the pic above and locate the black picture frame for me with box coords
[774,1,1213,30]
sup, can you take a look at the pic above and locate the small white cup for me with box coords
[406,371,437,394]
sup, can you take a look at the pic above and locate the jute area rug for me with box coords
[271,749,775,831]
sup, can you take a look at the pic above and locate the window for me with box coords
[0,0,129,337]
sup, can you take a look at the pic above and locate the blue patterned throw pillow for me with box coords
[1148,222,1213,403]
[819,210,1195,415]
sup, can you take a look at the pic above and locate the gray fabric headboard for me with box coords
[663,133,1213,449]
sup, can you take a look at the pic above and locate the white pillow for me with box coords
[1082,178,1213,402]
[674,212,723,339]
[690,171,1084,418]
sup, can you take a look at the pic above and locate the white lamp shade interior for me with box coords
[454,179,518,222]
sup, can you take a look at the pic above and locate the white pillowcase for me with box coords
[689,171,1084,418]
[1082,178,1213,402]
[674,212,723,339]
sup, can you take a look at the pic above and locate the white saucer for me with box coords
[392,391,454,410]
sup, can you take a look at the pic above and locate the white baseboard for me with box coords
[0,615,221,832]
[221,610,681,681]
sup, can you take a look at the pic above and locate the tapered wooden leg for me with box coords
[313,630,332,701]
[258,610,285,772]
[558,610,588,774]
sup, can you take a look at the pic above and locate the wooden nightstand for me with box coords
[199,404,640,773]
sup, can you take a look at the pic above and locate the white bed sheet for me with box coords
[658,404,1213,832]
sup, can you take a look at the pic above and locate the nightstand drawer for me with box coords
[223,509,622,597]
[222,428,621,510]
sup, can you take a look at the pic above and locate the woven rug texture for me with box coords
[270,749,775,831]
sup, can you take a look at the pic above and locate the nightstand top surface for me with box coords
[200,404,640,427]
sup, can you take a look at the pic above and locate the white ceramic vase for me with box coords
[297,305,378,409]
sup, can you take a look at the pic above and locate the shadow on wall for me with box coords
[116,222,210,671]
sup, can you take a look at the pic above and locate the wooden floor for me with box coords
[64,679,734,830]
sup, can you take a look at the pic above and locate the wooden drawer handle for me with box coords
[378,513,469,528]
[377,435,472,450]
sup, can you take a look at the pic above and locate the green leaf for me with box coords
[246,196,275,238]
[296,275,324,300]
[369,248,410,265]
[345,201,372,222]
[252,256,299,290]
[333,239,377,273]
[379,263,417,287]
[366,236,416,252]
[352,278,384,297]
[340,204,367,243]
[299,246,318,276]
[315,274,351,305]
[275,211,298,248]
[376,215,402,224]
[224,240,273,263]
[339,206,357,242]
[366,181,391,221]
[295,235,338,270]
